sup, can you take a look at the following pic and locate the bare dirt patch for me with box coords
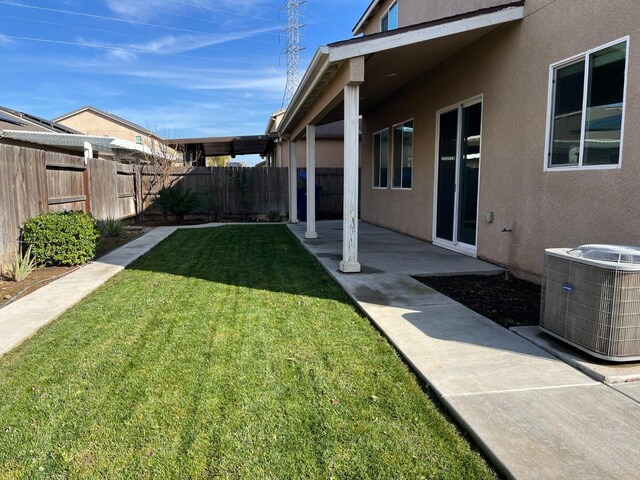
[413,274,541,329]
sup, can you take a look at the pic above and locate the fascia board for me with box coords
[333,6,524,62]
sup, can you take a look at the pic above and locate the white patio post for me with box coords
[340,84,361,273]
[305,124,317,239]
[289,140,298,223]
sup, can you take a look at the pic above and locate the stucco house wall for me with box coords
[360,0,515,36]
[56,110,147,143]
[274,138,347,168]
[360,0,639,280]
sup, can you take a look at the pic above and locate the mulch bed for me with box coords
[413,274,542,328]
[1,230,146,307]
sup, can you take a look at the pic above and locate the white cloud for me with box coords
[0,35,15,47]
[104,0,272,20]
[128,28,278,55]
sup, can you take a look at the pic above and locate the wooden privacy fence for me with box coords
[0,142,345,255]
[0,144,138,256]
[142,167,344,218]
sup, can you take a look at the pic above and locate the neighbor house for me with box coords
[0,106,82,155]
[277,0,637,280]
[262,109,353,168]
[53,106,178,163]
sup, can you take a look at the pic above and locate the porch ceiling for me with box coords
[317,25,504,125]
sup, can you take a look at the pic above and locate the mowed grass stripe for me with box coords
[0,225,496,479]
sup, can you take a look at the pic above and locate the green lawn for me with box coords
[0,226,496,479]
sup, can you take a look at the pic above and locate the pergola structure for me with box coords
[166,135,274,166]
[277,3,524,273]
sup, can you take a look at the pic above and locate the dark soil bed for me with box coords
[413,274,542,329]
[1,230,146,307]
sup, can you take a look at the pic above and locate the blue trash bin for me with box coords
[297,184,322,222]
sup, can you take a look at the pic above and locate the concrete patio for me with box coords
[289,220,640,480]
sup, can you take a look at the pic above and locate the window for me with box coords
[546,38,628,169]
[381,1,398,32]
[373,129,389,188]
[134,135,142,144]
[392,120,413,189]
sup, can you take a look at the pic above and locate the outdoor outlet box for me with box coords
[485,212,494,223]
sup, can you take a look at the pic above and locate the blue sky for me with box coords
[0,0,369,164]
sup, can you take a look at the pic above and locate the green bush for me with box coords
[22,211,101,266]
[97,218,124,238]
[155,187,203,221]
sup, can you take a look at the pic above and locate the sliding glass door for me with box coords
[435,99,482,255]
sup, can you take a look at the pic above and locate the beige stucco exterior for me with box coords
[358,0,639,280]
[360,0,516,36]
[56,109,153,144]
[273,139,346,168]
[266,110,351,168]
[55,108,180,162]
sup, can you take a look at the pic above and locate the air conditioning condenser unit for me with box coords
[540,245,640,362]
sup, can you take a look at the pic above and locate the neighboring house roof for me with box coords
[0,106,79,134]
[53,106,158,138]
[265,108,287,135]
[0,130,156,156]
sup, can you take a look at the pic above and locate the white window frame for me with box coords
[543,36,629,172]
[372,127,389,189]
[391,118,414,190]
[432,95,483,257]
[380,0,398,33]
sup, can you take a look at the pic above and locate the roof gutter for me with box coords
[278,46,331,136]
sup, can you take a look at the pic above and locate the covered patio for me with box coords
[277,2,525,273]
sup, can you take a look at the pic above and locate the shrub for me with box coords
[2,246,37,282]
[97,218,124,238]
[267,210,281,222]
[155,187,203,222]
[22,211,101,266]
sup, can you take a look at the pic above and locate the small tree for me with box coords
[206,155,231,167]
[138,135,198,222]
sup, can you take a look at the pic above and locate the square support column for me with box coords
[289,140,298,224]
[340,84,361,273]
[305,124,317,239]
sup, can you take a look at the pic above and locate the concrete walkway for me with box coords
[289,220,640,480]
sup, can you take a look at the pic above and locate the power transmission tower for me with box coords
[281,0,306,107]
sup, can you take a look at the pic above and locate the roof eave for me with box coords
[333,3,525,62]
[278,46,332,136]
[352,0,381,36]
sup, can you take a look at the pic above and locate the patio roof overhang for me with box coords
[0,130,154,156]
[165,135,273,158]
[278,1,525,140]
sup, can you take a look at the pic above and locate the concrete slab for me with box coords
[446,384,640,480]
[0,227,177,357]
[512,326,640,384]
[336,274,455,307]
[360,303,596,396]
[612,383,640,403]
[290,220,504,277]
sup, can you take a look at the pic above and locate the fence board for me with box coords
[140,167,342,218]
[88,158,119,220]
[0,144,345,257]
